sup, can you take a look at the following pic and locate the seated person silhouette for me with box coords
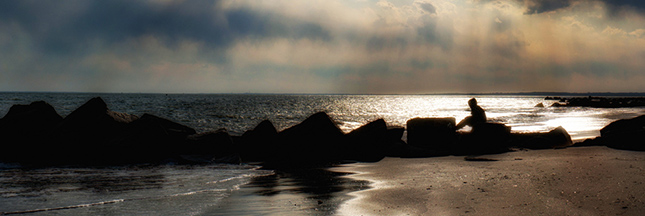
[456,98,486,130]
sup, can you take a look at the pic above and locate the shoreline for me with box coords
[332,146,645,215]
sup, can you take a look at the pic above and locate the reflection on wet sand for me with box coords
[213,166,371,215]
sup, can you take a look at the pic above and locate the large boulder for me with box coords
[238,120,279,162]
[512,126,573,149]
[50,97,139,164]
[55,97,138,139]
[344,119,388,162]
[0,101,63,162]
[457,123,511,155]
[406,117,456,151]
[0,101,63,131]
[181,128,239,164]
[600,115,645,151]
[109,113,197,164]
[273,112,345,165]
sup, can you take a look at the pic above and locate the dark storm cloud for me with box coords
[417,2,437,14]
[524,0,573,14]
[601,0,645,15]
[0,0,330,55]
[522,0,645,14]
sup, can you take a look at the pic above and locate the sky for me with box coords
[1,0,644,94]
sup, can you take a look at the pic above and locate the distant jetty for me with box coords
[545,96,645,108]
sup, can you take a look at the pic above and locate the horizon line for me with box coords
[3,91,645,96]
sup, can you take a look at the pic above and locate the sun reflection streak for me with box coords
[323,95,643,141]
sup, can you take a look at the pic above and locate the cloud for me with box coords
[0,0,330,55]
[524,0,573,14]
[0,0,644,93]
[416,1,437,14]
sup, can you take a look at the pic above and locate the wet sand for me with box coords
[333,146,645,215]
[210,167,370,215]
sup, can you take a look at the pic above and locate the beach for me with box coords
[1,93,644,215]
[333,146,645,216]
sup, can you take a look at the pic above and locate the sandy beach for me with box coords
[333,146,645,216]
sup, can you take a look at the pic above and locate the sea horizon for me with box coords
[3,91,645,97]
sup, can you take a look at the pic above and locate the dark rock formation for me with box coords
[344,119,388,162]
[546,96,645,108]
[182,128,239,163]
[238,120,279,162]
[0,101,63,162]
[50,97,139,164]
[513,126,573,149]
[406,117,456,151]
[6,96,633,167]
[600,115,645,151]
[457,123,512,155]
[272,112,345,165]
[109,113,197,164]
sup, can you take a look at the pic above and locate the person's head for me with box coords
[468,98,477,107]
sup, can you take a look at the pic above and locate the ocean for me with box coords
[1,93,644,215]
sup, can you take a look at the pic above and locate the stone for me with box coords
[109,113,197,164]
[344,119,388,162]
[239,120,279,162]
[457,123,512,155]
[182,128,239,164]
[513,126,573,149]
[0,101,63,162]
[49,97,139,165]
[274,112,345,165]
[386,126,405,144]
[599,115,645,151]
[406,117,456,150]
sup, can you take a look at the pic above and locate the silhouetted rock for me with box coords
[513,126,573,149]
[406,117,456,151]
[571,137,605,147]
[50,97,139,165]
[535,103,544,108]
[110,113,197,164]
[182,128,240,164]
[238,120,279,162]
[457,123,512,155]
[0,101,62,162]
[600,115,645,151]
[273,112,345,166]
[550,102,566,107]
[344,119,388,162]
[386,126,405,144]
[547,126,573,147]
[549,96,645,108]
